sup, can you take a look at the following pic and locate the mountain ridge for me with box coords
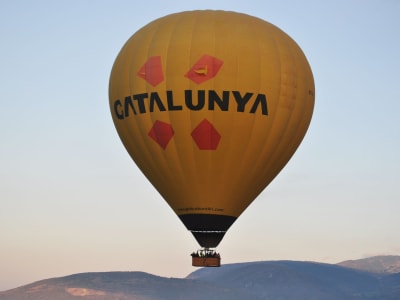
[338,255,400,274]
[1,256,399,300]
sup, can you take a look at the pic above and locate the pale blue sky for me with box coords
[1,0,399,291]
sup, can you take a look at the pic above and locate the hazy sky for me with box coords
[1,0,399,291]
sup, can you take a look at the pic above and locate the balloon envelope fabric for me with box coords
[109,10,315,248]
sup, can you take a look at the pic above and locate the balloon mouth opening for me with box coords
[190,230,227,248]
[178,214,237,248]
[191,230,226,233]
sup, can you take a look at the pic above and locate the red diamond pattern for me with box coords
[137,56,164,87]
[191,119,221,150]
[148,120,174,149]
[185,55,224,84]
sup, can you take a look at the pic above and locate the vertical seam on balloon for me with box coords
[281,42,304,154]
[244,22,283,198]
[256,33,298,194]
[235,17,265,206]
[218,12,239,205]
[187,11,201,208]
[138,20,169,191]
[209,10,219,203]
[162,12,187,195]
[249,20,269,205]
[279,43,314,167]
[274,39,306,173]
[121,29,161,185]
[147,12,188,203]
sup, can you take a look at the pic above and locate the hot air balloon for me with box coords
[109,10,314,267]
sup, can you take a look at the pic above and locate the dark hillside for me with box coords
[0,271,252,300]
[187,260,382,300]
[1,258,400,300]
[338,255,400,274]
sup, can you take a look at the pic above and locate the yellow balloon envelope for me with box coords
[109,10,315,248]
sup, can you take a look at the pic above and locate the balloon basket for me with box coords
[191,249,221,267]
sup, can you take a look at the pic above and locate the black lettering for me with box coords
[114,99,124,119]
[185,90,205,110]
[133,93,148,114]
[208,90,229,111]
[250,94,268,115]
[166,90,182,111]
[232,91,253,112]
[124,96,136,117]
[149,92,166,112]
[117,90,269,118]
